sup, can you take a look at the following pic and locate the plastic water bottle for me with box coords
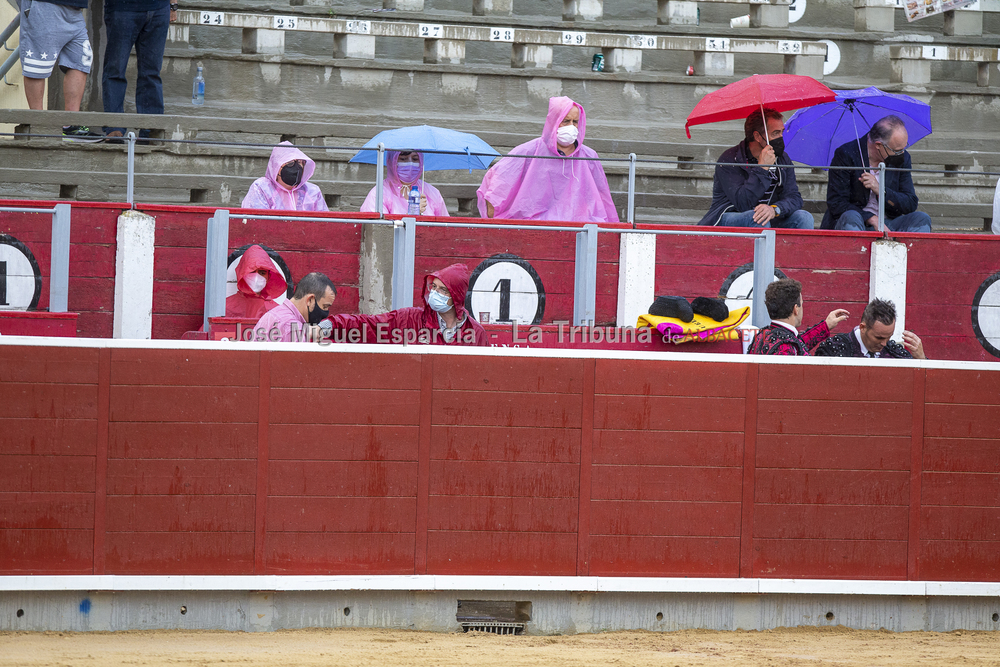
[192,66,205,106]
[407,186,420,215]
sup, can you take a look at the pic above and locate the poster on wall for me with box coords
[899,0,978,22]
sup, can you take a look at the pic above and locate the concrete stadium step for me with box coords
[169,15,1000,85]
[1,111,994,232]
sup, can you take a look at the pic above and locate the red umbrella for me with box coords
[685,74,836,138]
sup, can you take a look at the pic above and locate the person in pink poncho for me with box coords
[361,150,450,216]
[477,96,619,223]
[241,141,329,212]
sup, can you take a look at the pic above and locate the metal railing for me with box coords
[209,208,778,328]
[0,13,19,84]
[0,203,71,312]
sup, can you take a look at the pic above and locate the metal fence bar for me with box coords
[375,142,385,216]
[0,46,18,83]
[877,161,886,234]
[0,206,57,214]
[126,132,136,207]
[391,216,415,310]
[573,224,598,327]
[203,209,230,330]
[751,228,776,329]
[48,204,71,313]
[627,153,636,225]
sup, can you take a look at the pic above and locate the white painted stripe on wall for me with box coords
[2,576,999,597]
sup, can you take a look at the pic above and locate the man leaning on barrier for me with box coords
[698,108,814,230]
[813,298,926,359]
[253,271,336,343]
[747,278,849,356]
[822,115,932,233]
[324,263,487,347]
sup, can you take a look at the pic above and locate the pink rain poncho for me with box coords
[241,142,329,212]
[361,151,450,216]
[477,97,619,223]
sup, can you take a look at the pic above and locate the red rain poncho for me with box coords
[325,263,487,346]
[226,245,287,320]
[477,96,619,223]
[241,142,329,212]
[360,150,450,216]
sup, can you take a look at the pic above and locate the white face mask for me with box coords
[427,290,452,313]
[556,125,579,146]
[246,273,267,294]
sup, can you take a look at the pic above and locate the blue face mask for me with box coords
[427,290,452,313]
[396,162,421,183]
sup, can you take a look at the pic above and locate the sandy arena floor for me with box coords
[2,627,1000,667]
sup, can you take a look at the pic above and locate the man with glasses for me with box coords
[822,115,932,233]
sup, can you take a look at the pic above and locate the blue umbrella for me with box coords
[349,125,500,172]
[783,87,932,168]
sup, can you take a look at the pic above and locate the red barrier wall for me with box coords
[2,202,999,362]
[2,343,998,580]
[0,201,125,338]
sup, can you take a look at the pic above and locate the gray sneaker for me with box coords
[62,125,104,143]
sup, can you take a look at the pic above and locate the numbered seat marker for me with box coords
[705,37,731,52]
[419,23,444,39]
[200,11,223,25]
[629,35,657,49]
[490,27,515,42]
[561,31,586,46]
[778,40,802,54]
[922,45,949,60]
[272,15,298,30]
[346,20,371,35]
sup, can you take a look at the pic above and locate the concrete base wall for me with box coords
[3,590,1000,634]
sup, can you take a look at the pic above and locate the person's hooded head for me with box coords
[266,141,317,191]
[234,245,287,300]
[541,96,587,157]
[423,263,472,321]
[386,150,425,197]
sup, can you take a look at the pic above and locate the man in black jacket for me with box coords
[822,115,932,233]
[814,298,926,359]
[698,108,814,229]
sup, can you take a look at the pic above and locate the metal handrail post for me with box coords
[573,223,598,326]
[126,131,136,207]
[1,46,19,84]
[391,216,415,310]
[203,209,230,330]
[751,228,775,329]
[877,161,886,235]
[375,142,385,217]
[627,153,636,225]
[48,203,71,313]
[0,15,20,50]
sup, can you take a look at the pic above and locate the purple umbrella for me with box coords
[783,87,932,168]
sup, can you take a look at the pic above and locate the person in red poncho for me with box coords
[226,245,288,320]
[325,263,488,346]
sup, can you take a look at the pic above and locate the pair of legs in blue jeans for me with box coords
[102,5,170,136]
[717,208,815,229]
[834,210,932,233]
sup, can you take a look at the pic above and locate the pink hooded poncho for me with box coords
[476,97,619,223]
[361,151,450,216]
[241,142,329,212]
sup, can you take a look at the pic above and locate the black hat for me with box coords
[648,295,693,322]
[691,297,729,322]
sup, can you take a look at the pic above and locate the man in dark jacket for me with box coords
[326,263,488,346]
[822,115,932,232]
[698,108,814,229]
[747,278,849,355]
[814,298,926,359]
